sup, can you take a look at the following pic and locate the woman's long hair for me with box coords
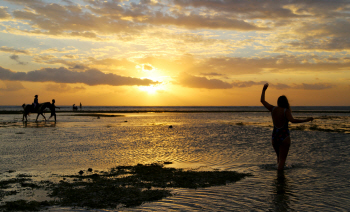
[277,95,291,111]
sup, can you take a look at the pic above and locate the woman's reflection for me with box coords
[271,170,292,212]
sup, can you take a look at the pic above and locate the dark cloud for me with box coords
[10,54,28,65]
[69,64,88,70]
[0,66,159,86]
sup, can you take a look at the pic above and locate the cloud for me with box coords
[0,80,25,92]
[177,73,334,90]
[292,83,334,90]
[3,0,269,41]
[177,73,233,89]
[45,83,86,93]
[10,2,146,38]
[173,0,349,19]
[2,0,349,54]
[10,54,28,65]
[285,19,350,51]
[185,55,350,75]
[146,12,268,31]
[272,83,291,90]
[0,66,159,86]
[200,72,224,76]
[0,6,11,20]
[231,80,267,88]
[143,64,153,71]
[177,73,266,89]
[0,46,30,54]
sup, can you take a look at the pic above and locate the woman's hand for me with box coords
[263,83,269,91]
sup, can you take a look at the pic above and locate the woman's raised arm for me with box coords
[260,83,273,111]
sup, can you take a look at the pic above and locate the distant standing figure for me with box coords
[260,83,313,171]
[48,99,60,122]
[80,102,82,111]
[33,95,39,111]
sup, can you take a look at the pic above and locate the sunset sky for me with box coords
[0,0,349,106]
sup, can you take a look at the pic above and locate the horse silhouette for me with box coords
[22,102,52,122]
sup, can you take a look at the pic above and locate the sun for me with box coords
[137,64,169,95]
[139,76,169,94]
[139,84,161,95]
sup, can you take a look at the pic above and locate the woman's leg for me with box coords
[272,139,280,164]
[277,137,291,170]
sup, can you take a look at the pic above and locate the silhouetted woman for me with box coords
[260,83,313,170]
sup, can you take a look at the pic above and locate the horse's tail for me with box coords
[22,104,31,115]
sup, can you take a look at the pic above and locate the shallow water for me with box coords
[0,110,349,211]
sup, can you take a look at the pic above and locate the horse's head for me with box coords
[22,104,26,109]
[39,102,52,111]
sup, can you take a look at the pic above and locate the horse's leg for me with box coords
[36,113,40,122]
[42,113,46,121]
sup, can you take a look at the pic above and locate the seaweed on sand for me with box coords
[0,163,251,211]
[49,163,251,209]
[0,200,54,211]
[0,178,34,189]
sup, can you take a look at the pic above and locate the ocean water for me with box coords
[0,106,349,211]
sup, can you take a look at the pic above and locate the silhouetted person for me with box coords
[33,95,39,111]
[48,99,60,122]
[260,83,313,170]
[80,102,82,111]
[73,104,78,111]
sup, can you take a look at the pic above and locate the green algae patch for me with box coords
[0,163,251,211]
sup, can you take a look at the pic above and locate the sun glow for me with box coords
[138,75,170,95]
[139,84,162,95]
[137,64,170,95]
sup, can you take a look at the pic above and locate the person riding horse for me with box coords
[33,95,39,111]
[22,102,52,122]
